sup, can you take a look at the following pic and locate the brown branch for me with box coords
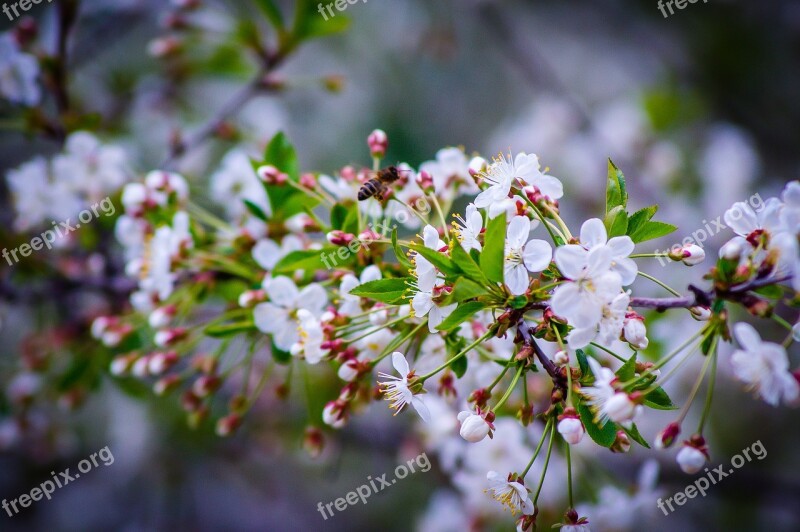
[518,320,566,390]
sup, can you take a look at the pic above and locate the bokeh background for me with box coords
[1,0,798,530]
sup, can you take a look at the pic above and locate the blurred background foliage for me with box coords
[1,0,798,530]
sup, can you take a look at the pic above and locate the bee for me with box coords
[357,166,404,201]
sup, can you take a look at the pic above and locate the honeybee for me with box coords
[357,166,404,201]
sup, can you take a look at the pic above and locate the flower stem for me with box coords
[565,438,574,509]
[637,271,682,297]
[420,332,492,381]
[533,420,556,506]
[494,364,524,411]
[521,416,553,479]
[697,339,719,433]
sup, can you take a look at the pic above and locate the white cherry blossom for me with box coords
[377,352,430,421]
[730,323,799,406]
[253,276,328,351]
[504,215,553,296]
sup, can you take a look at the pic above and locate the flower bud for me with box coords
[132,356,151,378]
[303,426,325,458]
[326,230,355,247]
[605,393,639,423]
[110,353,138,376]
[238,289,266,308]
[154,327,188,347]
[299,173,317,189]
[557,415,585,445]
[367,129,388,158]
[457,411,493,443]
[655,422,681,450]
[147,36,182,58]
[148,351,178,375]
[720,240,743,260]
[623,316,649,350]
[610,430,631,453]
[148,305,177,329]
[793,322,800,342]
[337,359,360,382]
[690,306,712,321]
[553,350,570,367]
[323,400,347,429]
[154,375,181,396]
[672,244,706,266]
[677,441,708,474]
[416,170,435,194]
[256,165,288,185]
[216,413,242,437]
[192,375,221,397]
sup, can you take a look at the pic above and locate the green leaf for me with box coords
[754,284,784,299]
[575,349,590,378]
[392,228,414,270]
[273,248,345,274]
[205,320,256,338]
[451,242,489,284]
[629,221,677,244]
[435,301,486,331]
[349,278,410,304]
[293,0,350,40]
[448,277,489,303]
[577,402,617,448]
[450,352,468,378]
[604,205,629,238]
[606,159,628,214]
[623,423,651,449]
[263,132,299,180]
[243,199,269,222]
[253,0,284,29]
[331,203,349,230]
[626,205,658,238]
[615,353,637,381]
[644,387,678,410]
[409,244,460,277]
[342,205,360,235]
[481,212,506,283]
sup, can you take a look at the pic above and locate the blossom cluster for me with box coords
[88,129,798,530]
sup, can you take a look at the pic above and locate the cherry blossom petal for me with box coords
[265,276,299,307]
[555,245,588,279]
[391,351,410,375]
[522,239,553,272]
[580,218,607,249]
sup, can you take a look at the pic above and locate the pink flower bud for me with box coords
[337,360,361,382]
[367,129,388,158]
[154,327,187,347]
[148,305,177,329]
[238,289,266,308]
[655,422,681,450]
[557,416,585,445]
[675,244,705,266]
[256,165,288,185]
[416,170,435,194]
[326,230,355,246]
[623,316,649,350]
[299,173,317,188]
[323,400,347,429]
[216,414,242,437]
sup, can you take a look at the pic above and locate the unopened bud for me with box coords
[610,430,631,453]
[216,413,242,437]
[256,165,288,185]
[416,171,435,194]
[367,129,388,158]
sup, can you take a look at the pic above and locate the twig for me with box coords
[518,320,566,390]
